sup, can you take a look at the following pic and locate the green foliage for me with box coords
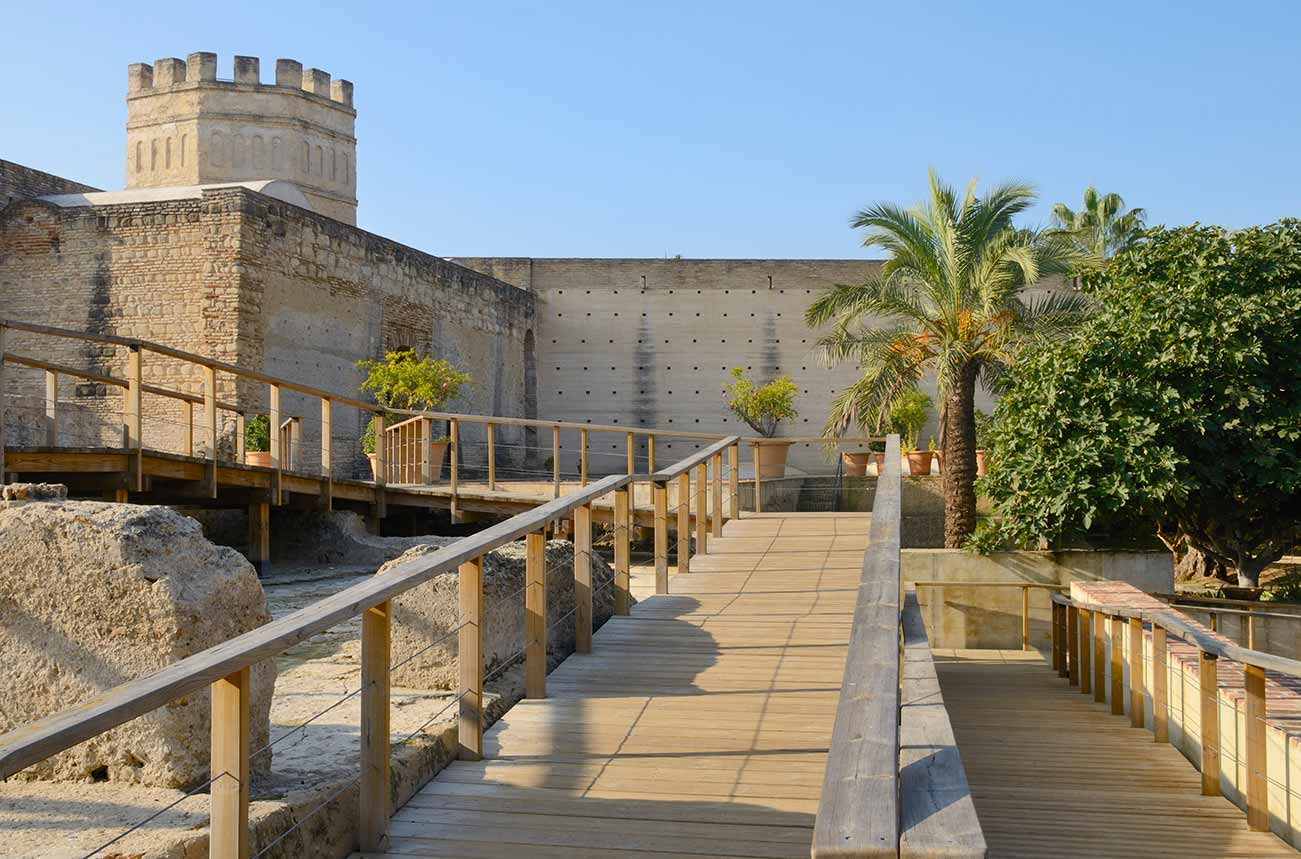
[1050,185,1147,262]
[1263,573,1301,604]
[887,389,931,450]
[722,367,799,437]
[978,221,1301,586]
[357,350,471,412]
[244,414,270,453]
[973,409,993,449]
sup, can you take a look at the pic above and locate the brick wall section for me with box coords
[0,160,100,209]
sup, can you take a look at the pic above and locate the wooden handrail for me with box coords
[0,471,632,779]
[650,436,738,481]
[4,351,244,414]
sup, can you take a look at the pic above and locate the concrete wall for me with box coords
[904,549,1175,650]
[1,159,99,209]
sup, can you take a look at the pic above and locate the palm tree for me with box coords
[806,169,1091,546]
[1050,185,1146,260]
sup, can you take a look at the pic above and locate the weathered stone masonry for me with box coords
[0,160,100,210]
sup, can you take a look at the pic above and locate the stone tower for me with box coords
[125,52,357,224]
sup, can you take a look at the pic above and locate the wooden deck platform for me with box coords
[353,512,868,859]
[936,650,1297,858]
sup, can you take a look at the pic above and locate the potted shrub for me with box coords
[973,409,992,477]
[841,449,872,476]
[244,414,272,468]
[357,350,471,481]
[723,367,799,478]
[886,390,932,476]
[869,440,887,475]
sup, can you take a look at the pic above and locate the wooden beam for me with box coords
[1022,585,1031,652]
[727,442,739,521]
[1199,651,1220,796]
[1079,608,1092,696]
[126,346,143,491]
[1093,610,1106,704]
[695,462,708,555]
[235,412,246,464]
[574,504,593,654]
[1152,624,1168,743]
[1067,604,1079,687]
[1051,603,1061,673]
[710,453,722,538]
[525,531,547,699]
[677,472,690,576]
[1245,662,1267,830]
[248,501,270,576]
[268,383,282,505]
[359,600,391,851]
[647,434,655,474]
[486,422,496,491]
[1129,617,1144,729]
[320,398,333,510]
[579,428,588,486]
[448,417,458,523]
[653,481,668,595]
[1110,615,1125,715]
[458,557,483,761]
[210,667,250,859]
[613,486,630,616]
[44,369,58,446]
[204,366,217,498]
[752,442,761,514]
[552,426,560,499]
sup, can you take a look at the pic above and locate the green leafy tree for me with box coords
[887,389,931,451]
[806,170,1089,546]
[722,367,799,437]
[980,221,1301,587]
[357,350,472,454]
[244,414,270,453]
[1051,185,1147,262]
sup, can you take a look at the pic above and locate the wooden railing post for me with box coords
[752,441,762,513]
[614,486,630,615]
[320,398,333,509]
[210,667,250,859]
[711,452,723,537]
[677,472,690,576]
[486,422,496,491]
[695,462,708,554]
[1152,623,1169,743]
[1080,608,1093,695]
[1245,662,1268,830]
[1093,610,1106,704]
[1051,603,1062,673]
[421,417,434,485]
[268,383,281,504]
[1110,615,1125,715]
[185,402,195,456]
[373,412,386,520]
[126,345,143,491]
[625,431,636,535]
[653,480,669,595]
[448,417,458,523]
[359,600,391,851]
[1021,585,1030,652]
[44,369,58,446]
[1248,614,1257,650]
[1129,616,1145,729]
[235,412,246,464]
[728,442,739,521]
[574,504,593,652]
[579,428,588,486]
[203,366,217,498]
[552,425,561,499]
[1067,604,1080,686]
[458,557,484,760]
[1199,650,1220,795]
[647,434,655,473]
[525,531,547,698]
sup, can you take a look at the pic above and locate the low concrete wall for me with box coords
[904,549,1174,650]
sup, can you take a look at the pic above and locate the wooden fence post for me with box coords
[235,412,246,464]
[373,412,386,520]
[1110,615,1125,715]
[486,422,496,491]
[677,472,690,576]
[647,435,655,473]
[185,402,194,457]
[574,504,593,652]
[1080,609,1093,696]
[421,417,434,485]
[204,366,217,498]
[728,442,739,521]
[448,417,458,523]
[711,453,723,536]
[320,398,333,509]
[126,345,143,491]
[1051,604,1062,673]
[1067,604,1079,687]
[359,600,391,851]
[695,462,708,554]
[613,487,630,616]
[1021,586,1030,652]
[526,531,547,698]
[1129,617,1145,729]
[1245,662,1267,830]
[1152,623,1169,743]
[210,667,250,859]
[752,442,762,513]
[552,425,560,499]
[579,428,588,486]
[1093,610,1106,704]
[1199,650,1220,795]
[268,383,281,505]
[653,480,669,595]
[458,557,484,760]
[44,369,58,446]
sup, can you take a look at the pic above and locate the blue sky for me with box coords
[3,1,1297,258]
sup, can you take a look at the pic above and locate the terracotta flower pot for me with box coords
[756,440,794,479]
[367,453,380,481]
[906,450,934,476]
[871,452,887,474]
[841,451,871,477]
[244,450,272,468]
[976,449,986,477]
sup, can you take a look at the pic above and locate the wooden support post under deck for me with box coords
[1021,586,1031,652]
[525,531,547,698]
[1079,608,1092,695]
[751,442,762,513]
[695,462,708,554]
[448,417,458,522]
[677,473,690,576]
[1129,616,1145,728]
[1067,605,1079,685]
[126,346,143,491]
[574,504,593,653]
[1152,624,1168,742]
[359,600,391,851]
[210,667,250,859]
[711,453,723,537]
[204,366,217,498]
[613,487,630,616]
[248,501,270,576]
[458,557,484,760]
[552,426,560,499]
[1245,662,1268,830]
[653,481,669,595]
[1199,651,1220,795]
[268,384,282,505]
[320,399,333,509]
[727,442,739,521]
[1093,610,1106,704]
[44,369,58,446]
[1110,615,1125,715]
[486,422,496,491]
[579,428,588,486]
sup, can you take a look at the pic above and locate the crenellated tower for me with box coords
[125,52,358,224]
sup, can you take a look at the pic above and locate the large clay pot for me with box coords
[976,449,986,477]
[906,450,934,476]
[244,451,272,469]
[367,453,380,481]
[426,441,450,482]
[756,440,794,479]
[841,451,871,477]
[871,452,887,474]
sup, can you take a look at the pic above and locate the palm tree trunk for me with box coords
[942,363,979,547]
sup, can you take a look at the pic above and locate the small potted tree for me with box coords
[886,389,932,476]
[244,414,271,468]
[357,350,471,481]
[723,367,799,478]
[973,408,992,477]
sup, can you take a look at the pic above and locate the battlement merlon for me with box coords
[127,53,355,107]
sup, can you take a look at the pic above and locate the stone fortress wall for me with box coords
[126,53,358,224]
[1,160,100,209]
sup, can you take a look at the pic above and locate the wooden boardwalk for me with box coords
[936,650,1296,858]
[354,512,868,859]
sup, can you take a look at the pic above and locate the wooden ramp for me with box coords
[354,512,868,859]
[935,650,1297,858]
